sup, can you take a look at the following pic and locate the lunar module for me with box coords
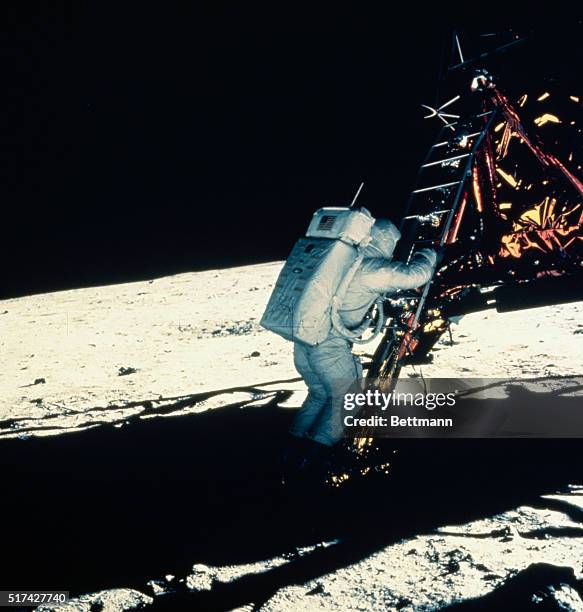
[367,31,583,385]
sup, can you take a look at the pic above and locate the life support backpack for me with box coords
[260,207,385,346]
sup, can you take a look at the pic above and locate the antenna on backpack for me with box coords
[349,182,365,208]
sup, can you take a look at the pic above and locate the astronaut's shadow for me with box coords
[1,388,580,608]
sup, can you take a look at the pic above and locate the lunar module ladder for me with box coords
[393,109,499,331]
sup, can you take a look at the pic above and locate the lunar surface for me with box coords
[2,261,583,438]
[1,261,582,611]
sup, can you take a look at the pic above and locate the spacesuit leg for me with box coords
[289,341,329,438]
[306,336,363,447]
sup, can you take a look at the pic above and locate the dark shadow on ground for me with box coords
[442,563,583,610]
[1,383,581,610]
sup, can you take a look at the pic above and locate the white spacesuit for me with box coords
[290,219,437,447]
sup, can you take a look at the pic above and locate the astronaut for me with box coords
[287,219,437,471]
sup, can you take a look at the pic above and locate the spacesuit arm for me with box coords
[361,248,437,293]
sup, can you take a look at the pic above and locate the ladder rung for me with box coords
[403,209,450,220]
[432,132,482,148]
[413,180,461,194]
[421,153,470,168]
[443,110,494,128]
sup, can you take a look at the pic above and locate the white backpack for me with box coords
[260,207,385,346]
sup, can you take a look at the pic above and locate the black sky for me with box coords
[2,3,582,298]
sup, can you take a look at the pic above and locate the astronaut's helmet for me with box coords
[362,219,401,259]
